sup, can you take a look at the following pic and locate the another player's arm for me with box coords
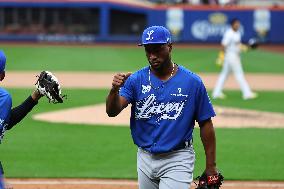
[199,118,218,175]
[106,73,131,117]
[6,90,42,130]
[218,46,225,59]
[31,89,43,101]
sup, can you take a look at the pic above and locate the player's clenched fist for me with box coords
[112,72,131,91]
[107,72,131,117]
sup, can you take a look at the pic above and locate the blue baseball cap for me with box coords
[139,26,172,46]
[0,50,6,73]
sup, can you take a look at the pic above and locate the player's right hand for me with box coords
[111,72,132,91]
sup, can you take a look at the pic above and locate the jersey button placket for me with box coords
[155,120,160,126]
[160,84,165,98]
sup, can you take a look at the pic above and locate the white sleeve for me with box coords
[221,31,230,47]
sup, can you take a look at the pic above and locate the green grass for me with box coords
[1,123,137,178]
[210,90,284,113]
[1,44,283,181]
[2,45,284,73]
[1,88,284,180]
[194,128,284,181]
[2,125,284,180]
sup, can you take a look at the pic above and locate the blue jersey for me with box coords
[120,65,215,154]
[0,88,12,142]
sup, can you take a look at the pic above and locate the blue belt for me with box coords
[139,139,193,154]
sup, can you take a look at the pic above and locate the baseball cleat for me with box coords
[243,92,258,100]
[212,93,227,99]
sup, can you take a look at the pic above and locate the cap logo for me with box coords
[146,30,154,41]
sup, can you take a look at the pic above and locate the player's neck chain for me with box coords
[148,62,176,90]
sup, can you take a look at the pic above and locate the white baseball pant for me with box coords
[212,53,254,99]
[137,146,195,189]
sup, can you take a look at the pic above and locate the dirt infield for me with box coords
[2,71,284,91]
[261,44,284,54]
[33,104,284,128]
[5,178,284,189]
[3,71,283,128]
[2,71,284,128]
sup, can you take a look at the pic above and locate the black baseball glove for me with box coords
[35,71,65,103]
[195,172,224,189]
[248,38,259,49]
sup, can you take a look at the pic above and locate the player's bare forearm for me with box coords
[106,72,131,117]
[106,87,123,117]
[199,118,217,175]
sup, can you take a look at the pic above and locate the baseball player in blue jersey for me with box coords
[0,50,43,188]
[106,26,220,189]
